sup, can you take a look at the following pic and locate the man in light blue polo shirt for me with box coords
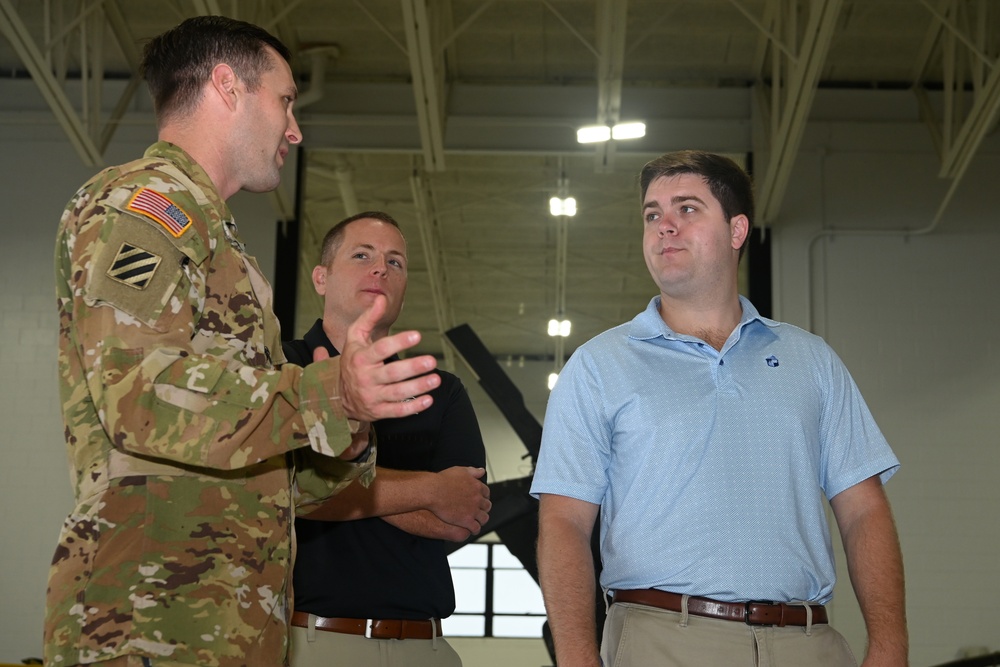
[532,150,907,667]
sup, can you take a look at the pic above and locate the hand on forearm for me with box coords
[424,466,491,534]
[334,425,371,462]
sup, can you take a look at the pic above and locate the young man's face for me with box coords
[313,218,408,338]
[641,173,748,300]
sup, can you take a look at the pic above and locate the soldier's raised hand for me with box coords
[339,294,440,422]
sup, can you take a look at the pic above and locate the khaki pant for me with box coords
[290,622,462,667]
[601,602,858,667]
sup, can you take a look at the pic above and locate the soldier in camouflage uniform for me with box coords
[46,16,440,667]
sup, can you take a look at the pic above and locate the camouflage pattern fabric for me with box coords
[47,142,374,667]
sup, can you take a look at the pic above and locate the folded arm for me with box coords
[301,465,491,540]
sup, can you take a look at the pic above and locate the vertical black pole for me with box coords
[746,152,773,318]
[484,544,495,637]
[273,148,305,341]
[747,228,772,318]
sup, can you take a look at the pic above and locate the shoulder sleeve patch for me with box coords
[126,187,192,238]
[106,242,163,290]
[87,215,188,331]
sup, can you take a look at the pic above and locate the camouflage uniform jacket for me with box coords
[47,142,373,666]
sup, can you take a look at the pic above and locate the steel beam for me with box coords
[754,0,842,225]
[402,0,447,172]
[926,1,1000,181]
[410,170,456,368]
[0,0,102,165]
[593,0,628,173]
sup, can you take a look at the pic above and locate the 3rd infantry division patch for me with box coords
[107,242,162,290]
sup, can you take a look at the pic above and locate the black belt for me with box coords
[290,611,441,639]
[612,589,828,627]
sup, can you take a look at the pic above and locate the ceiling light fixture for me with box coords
[576,125,612,143]
[549,196,577,217]
[547,372,560,390]
[611,121,647,140]
[548,318,571,337]
[576,121,646,144]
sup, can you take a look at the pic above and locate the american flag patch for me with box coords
[126,187,192,237]
[107,242,162,290]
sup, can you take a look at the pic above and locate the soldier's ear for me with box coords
[210,63,239,111]
[311,265,327,296]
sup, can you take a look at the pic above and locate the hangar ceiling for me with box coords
[2,0,999,363]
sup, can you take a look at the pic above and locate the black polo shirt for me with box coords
[286,319,486,619]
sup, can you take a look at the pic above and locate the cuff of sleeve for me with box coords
[298,356,361,457]
[344,437,374,464]
[293,439,378,510]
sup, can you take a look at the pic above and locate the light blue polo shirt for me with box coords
[530,296,899,604]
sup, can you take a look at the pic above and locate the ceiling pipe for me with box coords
[804,148,958,335]
[332,155,360,217]
[296,44,340,110]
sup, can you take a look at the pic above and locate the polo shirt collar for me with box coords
[304,319,340,358]
[628,295,779,342]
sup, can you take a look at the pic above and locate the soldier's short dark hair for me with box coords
[319,211,404,267]
[140,16,292,123]
[639,150,755,258]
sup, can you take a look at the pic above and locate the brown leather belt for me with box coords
[612,589,827,627]
[290,611,441,640]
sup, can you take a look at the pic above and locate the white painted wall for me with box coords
[771,138,1000,665]
[0,138,83,663]
[2,89,999,666]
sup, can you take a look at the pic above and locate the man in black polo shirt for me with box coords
[287,211,490,666]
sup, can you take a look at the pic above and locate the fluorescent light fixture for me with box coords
[549,196,577,217]
[548,319,572,337]
[577,125,612,143]
[577,122,647,143]
[547,372,559,390]
[612,121,646,140]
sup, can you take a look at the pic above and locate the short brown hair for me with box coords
[319,211,403,267]
[141,16,292,123]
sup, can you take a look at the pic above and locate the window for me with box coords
[443,542,546,637]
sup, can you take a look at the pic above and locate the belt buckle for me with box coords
[744,600,775,626]
[365,619,374,639]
